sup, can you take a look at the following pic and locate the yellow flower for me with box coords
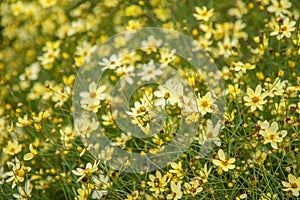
[259,121,287,149]
[243,85,267,111]
[169,162,184,179]
[125,5,143,17]
[72,161,99,182]
[197,92,215,116]
[147,170,168,194]
[184,180,203,196]
[3,140,22,156]
[167,181,183,200]
[267,0,291,17]
[282,174,300,197]
[193,6,214,21]
[212,149,236,171]
[270,17,296,40]
[23,144,38,161]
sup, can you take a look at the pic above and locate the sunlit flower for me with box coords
[212,149,235,171]
[98,54,121,71]
[75,183,91,200]
[3,140,23,156]
[75,117,99,138]
[281,174,300,197]
[92,174,111,199]
[6,157,31,189]
[12,180,32,200]
[243,85,267,111]
[193,6,214,21]
[167,181,183,200]
[270,17,296,40]
[267,0,292,17]
[259,121,287,149]
[141,35,163,54]
[197,92,215,116]
[147,170,168,194]
[159,49,176,68]
[137,60,163,81]
[72,161,99,182]
[184,180,203,196]
[79,82,107,106]
[23,144,38,161]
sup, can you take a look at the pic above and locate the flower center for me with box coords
[252,96,260,103]
[201,100,209,107]
[291,182,298,188]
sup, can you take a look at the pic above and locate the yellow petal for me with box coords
[24,153,34,161]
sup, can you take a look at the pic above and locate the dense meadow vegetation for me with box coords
[0,0,300,199]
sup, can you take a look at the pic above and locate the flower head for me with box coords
[243,85,267,111]
[212,149,235,171]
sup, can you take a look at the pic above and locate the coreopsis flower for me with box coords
[79,82,107,106]
[101,110,117,126]
[194,163,212,185]
[92,174,111,199]
[267,0,292,17]
[169,162,184,179]
[212,149,236,171]
[137,61,163,81]
[184,180,203,196]
[232,61,256,73]
[74,40,97,67]
[159,49,176,68]
[167,181,183,200]
[126,19,142,30]
[259,121,287,149]
[125,190,139,200]
[23,144,38,161]
[264,78,286,97]
[72,161,99,182]
[253,150,267,165]
[217,36,238,58]
[147,170,168,194]
[193,6,214,21]
[270,17,296,40]
[3,140,23,156]
[98,146,114,163]
[281,174,300,197]
[74,117,99,138]
[141,35,163,54]
[112,133,132,149]
[19,62,40,81]
[98,54,121,71]
[154,86,179,108]
[198,120,221,146]
[6,157,31,189]
[243,85,267,111]
[126,101,149,117]
[16,114,32,127]
[75,183,91,200]
[197,92,215,116]
[12,180,32,200]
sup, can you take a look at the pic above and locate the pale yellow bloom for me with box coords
[23,144,38,161]
[282,174,300,196]
[193,6,214,21]
[243,85,267,111]
[167,181,183,200]
[212,149,235,171]
[3,141,22,156]
[259,121,287,149]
